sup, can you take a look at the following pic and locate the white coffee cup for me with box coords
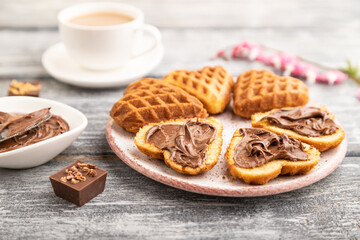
[58,2,161,71]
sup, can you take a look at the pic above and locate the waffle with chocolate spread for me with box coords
[134,117,223,175]
[225,128,320,185]
[251,106,345,151]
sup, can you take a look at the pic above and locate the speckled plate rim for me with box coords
[106,117,347,197]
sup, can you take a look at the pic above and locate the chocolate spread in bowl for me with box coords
[260,107,338,137]
[0,108,51,138]
[0,109,69,153]
[234,128,308,168]
[145,119,216,168]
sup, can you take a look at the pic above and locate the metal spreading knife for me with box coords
[0,108,52,143]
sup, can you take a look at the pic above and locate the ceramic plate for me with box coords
[106,108,347,197]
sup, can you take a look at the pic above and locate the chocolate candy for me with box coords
[49,160,107,206]
[7,80,42,97]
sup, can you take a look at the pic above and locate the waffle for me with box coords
[163,66,234,114]
[225,128,320,185]
[251,106,346,151]
[233,69,309,118]
[135,117,223,175]
[110,78,208,133]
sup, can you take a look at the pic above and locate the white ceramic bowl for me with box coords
[0,96,87,169]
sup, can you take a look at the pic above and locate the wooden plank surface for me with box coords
[0,0,360,239]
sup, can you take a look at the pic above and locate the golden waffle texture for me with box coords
[233,69,309,118]
[225,128,320,185]
[110,78,208,133]
[163,66,234,114]
[135,117,223,175]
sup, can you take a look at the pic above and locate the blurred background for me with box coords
[1,0,359,77]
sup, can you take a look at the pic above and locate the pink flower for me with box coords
[293,63,318,84]
[232,45,242,58]
[215,41,348,86]
[278,52,298,69]
[235,41,263,60]
[357,89,360,101]
[318,71,348,85]
[277,53,299,76]
[255,52,267,62]
[264,53,282,69]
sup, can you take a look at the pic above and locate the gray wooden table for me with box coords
[0,0,360,239]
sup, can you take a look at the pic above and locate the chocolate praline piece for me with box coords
[49,160,107,206]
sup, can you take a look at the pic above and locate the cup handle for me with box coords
[132,24,162,58]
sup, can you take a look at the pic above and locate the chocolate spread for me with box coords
[0,108,51,139]
[234,128,308,168]
[145,120,216,168]
[0,110,69,153]
[261,107,338,137]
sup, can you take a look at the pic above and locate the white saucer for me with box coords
[42,35,164,88]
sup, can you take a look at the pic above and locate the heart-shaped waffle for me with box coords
[225,128,320,185]
[110,78,208,133]
[134,117,223,175]
[163,66,234,114]
[233,69,309,118]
